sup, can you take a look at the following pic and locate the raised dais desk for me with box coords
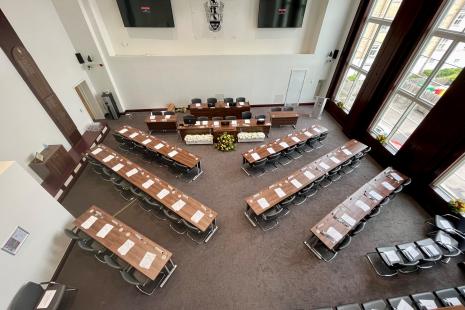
[269,111,299,127]
[144,114,177,132]
[74,206,176,282]
[189,101,250,119]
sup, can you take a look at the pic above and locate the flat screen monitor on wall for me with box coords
[258,0,307,28]
[116,0,175,27]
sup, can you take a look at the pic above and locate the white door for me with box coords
[284,69,307,106]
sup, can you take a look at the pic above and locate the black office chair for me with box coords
[207,98,217,107]
[224,97,234,104]
[336,303,362,310]
[77,239,107,263]
[254,114,266,120]
[236,97,246,103]
[133,143,154,163]
[435,288,465,306]
[425,214,465,240]
[295,141,307,155]
[101,166,116,182]
[265,152,281,172]
[434,231,462,262]
[212,116,223,121]
[113,178,133,200]
[87,157,103,174]
[282,106,294,111]
[8,281,77,310]
[328,166,342,182]
[315,132,328,149]
[163,209,187,235]
[112,133,133,151]
[366,246,403,277]
[258,205,284,231]
[191,98,202,104]
[411,292,442,310]
[396,242,421,273]
[64,228,89,242]
[247,158,267,177]
[294,183,317,205]
[387,296,415,310]
[303,136,318,153]
[271,107,282,112]
[225,116,237,120]
[164,111,175,115]
[182,219,211,244]
[350,220,366,236]
[415,238,443,267]
[104,254,127,270]
[241,111,252,119]
[340,159,354,175]
[151,111,163,115]
[183,115,197,125]
[141,195,165,221]
[171,162,197,182]
[282,144,298,161]
[362,300,388,310]
[197,116,209,122]
[304,233,338,262]
[120,267,165,296]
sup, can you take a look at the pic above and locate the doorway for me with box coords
[75,80,103,121]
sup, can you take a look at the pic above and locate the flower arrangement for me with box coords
[184,134,213,144]
[376,134,387,144]
[216,133,236,151]
[449,198,465,213]
[237,132,266,142]
[336,101,345,109]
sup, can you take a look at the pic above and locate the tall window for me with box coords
[370,0,465,153]
[434,155,465,201]
[334,0,403,113]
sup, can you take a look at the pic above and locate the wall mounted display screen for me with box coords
[258,0,307,28]
[116,0,175,28]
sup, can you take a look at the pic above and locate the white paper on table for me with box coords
[36,289,57,309]
[369,190,383,201]
[213,121,219,126]
[397,299,414,310]
[196,103,201,107]
[391,173,403,181]
[419,299,437,310]
[424,244,440,256]
[150,115,155,120]
[112,163,124,172]
[154,143,164,150]
[129,132,139,138]
[165,115,171,119]
[91,148,102,155]
[384,250,400,263]
[319,162,330,170]
[257,198,270,209]
[274,187,286,198]
[126,168,138,177]
[139,252,156,269]
[330,156,341,164]
[290,179,302,188]
[172,199,186,211]
[195,121,200,125]
[405,246,420,258]
[314,127,322,133]
[191,210,204,223]
[239,102,244,105]
[244,119,250,124]
[142,179,154,189]
[231,120,237,125]
[326,227,343,242]
[81,215,98,229]
[291,137,300,143]
[157,189,170,199]
[341,213,356,227]
[119,128,128,134]
[267,147,275,154]
[439,219,453,230]
[103,155,114,162]
[381,181,395,191]
[142,139,151,145]
[96,223,113,238]
[304,171,315,180]
[118,239,135,255]
[251,153,260,160]
[445,297,461,306]
[342,149,352,156]
[304,131,312,137]
[202,121,208,125]
[355,200,370,212]
[168,150,178,157]
[279,142,289,148]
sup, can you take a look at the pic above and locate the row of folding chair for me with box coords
[64,228,165,295]
[244,132,329,177]
[112,132,199,182]
[316,285,465,310]
[251,146,371,232]
[425,214,465,244]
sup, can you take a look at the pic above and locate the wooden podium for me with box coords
[29,145,74,180]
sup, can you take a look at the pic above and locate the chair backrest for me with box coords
[224,97,233,104]
[183,115,197,125]
[255,114,266,120]
[271,107,282,111]
[236,97,246,103]
[8,282,44,310]
[212,116,223,121]
[198,116,209,121]
[283,106,294,111]
[207,98,217,104]
[64,228,81,240]
[151,111,163,115]
[164,111,175,115]
[225,116,237,120]
[241,111,252,119]
[112,133,126,144]
[120,270,141,286]
[191,98,202,104]
[229,101,237,107]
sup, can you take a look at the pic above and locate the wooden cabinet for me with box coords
[29,145,74,180]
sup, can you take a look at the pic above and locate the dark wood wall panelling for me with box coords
[325,0,465,214]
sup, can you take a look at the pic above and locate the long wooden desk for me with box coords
[88,144,218,234]
[144,114,177,132]
[269,111,299,127]
[242,125,328,164]
[310,167,408,250]
[189,101,250,119]
[74,206,176,282]
[116,125,202,177]
[245,139,368,216]
[177,119,271,141]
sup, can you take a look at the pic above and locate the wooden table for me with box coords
[189,101,250,119]
[74,206,176,282]
[310,167,408,250]
[116,125,202,179]
[245,139,368,216]
[269,111,299,127]
[177,119,271,141]
[144,114,177,132]
[88,144,218,235]
[29,145,74,180]
[242,125,328,164]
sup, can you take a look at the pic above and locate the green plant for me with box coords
[449,198,465,213]
[215,133,236,152]
[376,134,387,144]
[336,101,345,109]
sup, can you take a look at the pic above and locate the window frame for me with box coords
[433,154,465,201]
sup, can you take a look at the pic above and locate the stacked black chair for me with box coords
[191,98,202,104]
[207,98,217,107]
[224,97,234,104]
[242,111,252,119]
[236,97,246,103]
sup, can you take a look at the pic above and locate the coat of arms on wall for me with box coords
[204,0,224,32]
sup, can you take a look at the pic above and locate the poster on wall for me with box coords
[2,226,29,255]
[204,0,224,32]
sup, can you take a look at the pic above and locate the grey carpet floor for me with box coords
[56,106,464,309]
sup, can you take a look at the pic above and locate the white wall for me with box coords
[1,0,95,132]
[0,162,73,309]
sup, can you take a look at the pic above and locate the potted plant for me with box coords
[336,101,345,110]
[376,134,387,144]
[215,133,236,152]
[449,198,465,214]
